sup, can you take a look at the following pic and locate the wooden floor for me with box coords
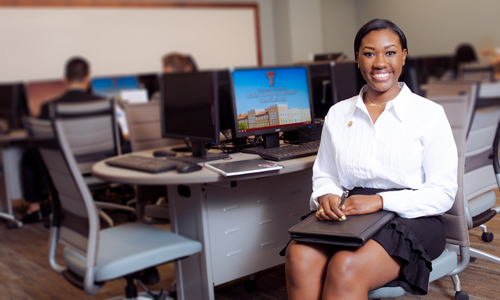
[2,193,500,300]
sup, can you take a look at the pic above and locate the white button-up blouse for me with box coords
[311,83,458,219]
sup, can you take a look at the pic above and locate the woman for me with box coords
[442,43,478,80]
[284,19,457,300]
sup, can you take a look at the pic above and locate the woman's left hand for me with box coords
[342,194,384,216]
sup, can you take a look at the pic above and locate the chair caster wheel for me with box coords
[6,220,21,229]
[244,279,257,292]
[455,290,468,300]
[481,232,494,242]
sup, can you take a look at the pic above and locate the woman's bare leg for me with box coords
[322,240,402,300]
[285,240,336,300]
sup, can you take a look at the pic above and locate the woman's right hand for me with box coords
[315,193,345,221]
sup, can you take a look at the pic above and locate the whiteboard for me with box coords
[0,5,260,82]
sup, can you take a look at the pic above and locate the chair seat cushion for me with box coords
[368,250,457,298]
[63,223,202,282]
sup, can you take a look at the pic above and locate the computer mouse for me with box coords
[152,150,176,158]
[176,162,203,173]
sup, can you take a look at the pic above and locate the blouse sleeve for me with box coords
[379,105,458,218]
[310,111,344,210]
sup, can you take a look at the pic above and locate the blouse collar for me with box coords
[347,82,411,122]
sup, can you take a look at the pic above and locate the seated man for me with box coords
[21,56,103,223]
[39,56,102,119]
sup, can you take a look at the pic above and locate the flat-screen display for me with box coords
[229,66,314,141]
[91,75,139,98]
[160,71,228,161]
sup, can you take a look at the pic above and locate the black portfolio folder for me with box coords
[288,210,395,247]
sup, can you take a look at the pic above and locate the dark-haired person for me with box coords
[161,52,198,73]
[442,43,478,80]
[150,52,198,102]
[284,19,457,299]
[39,56,103,119]
[21,56,104,223]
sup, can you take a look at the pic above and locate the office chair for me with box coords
[24,116,202,299]
[50,99,136,226]
[124,102,184,223]
[458,62,495,82]
[369,92,472,299]
[426,80,500,248]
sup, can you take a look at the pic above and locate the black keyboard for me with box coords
[255,140,320,161]
[105,155,180,173]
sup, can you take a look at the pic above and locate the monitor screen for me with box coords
[160,71,228,162]
[25,79,66,117]
[229,65,314,148]
[91,75,139,98]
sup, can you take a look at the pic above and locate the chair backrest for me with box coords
[426,80,499,203]
[123,101,183,152]
[24,116,100,263]
[51,98,121,175]
[459,62,495,82]
[424,93,471,246]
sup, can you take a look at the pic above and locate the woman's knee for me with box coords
[326,250,365,286]
[286,241,331,272]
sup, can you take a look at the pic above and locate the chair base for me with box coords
[106,291,173,300]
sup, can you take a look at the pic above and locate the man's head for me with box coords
[64,56,90,88]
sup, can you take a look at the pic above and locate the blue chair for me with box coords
[24,116,202,299]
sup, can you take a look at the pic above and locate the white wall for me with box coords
[353,0,500,59]
[320,0,358,60]
[0,0,278,82]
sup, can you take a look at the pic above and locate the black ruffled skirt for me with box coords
[281,187,446,295]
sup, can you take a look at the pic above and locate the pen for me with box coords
[339,189,349,208]
[338,190,348,221]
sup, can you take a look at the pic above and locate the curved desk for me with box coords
[93,150,315,300]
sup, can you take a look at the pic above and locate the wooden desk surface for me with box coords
[92,149,316,186]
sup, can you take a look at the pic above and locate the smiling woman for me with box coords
[354,20,408,123]
[284,19,458,300]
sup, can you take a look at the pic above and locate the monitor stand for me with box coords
[173,141,229,163]
[241,132,281,154]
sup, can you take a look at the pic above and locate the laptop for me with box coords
[205,158,283,177]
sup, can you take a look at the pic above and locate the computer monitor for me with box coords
[330,60,365,104]
[160,71,229,162]
[24,79,66,117]
[313,52,345,62]
[229,65,314,149]
[307,62,333,119]
[214,69,235,139]
[0,83,26,133]
[91,75,141,98]
[415,55,454,84]
[399,57,422,96]
[138,73,160,100]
